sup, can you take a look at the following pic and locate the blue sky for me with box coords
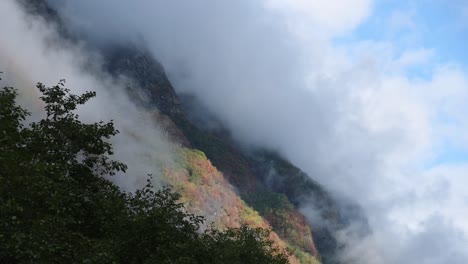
[338,0,468,69]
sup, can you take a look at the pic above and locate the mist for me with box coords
[4,0,468,263]
[0,0,179,192]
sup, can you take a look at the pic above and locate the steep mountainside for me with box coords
[102,45,321,263]
[17,1,369,263]
[102,45,360,264]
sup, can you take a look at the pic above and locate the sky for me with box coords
[3,0,468,263]
[345,0,468,166]
[347,0,468,67]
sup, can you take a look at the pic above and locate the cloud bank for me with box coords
[5,0,468,263]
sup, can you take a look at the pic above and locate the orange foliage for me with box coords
[162,148,305,263]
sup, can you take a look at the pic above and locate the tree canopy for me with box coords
[0,80,289,264]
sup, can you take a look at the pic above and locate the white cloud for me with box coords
[266,0,372,34]
[393,48,434,69]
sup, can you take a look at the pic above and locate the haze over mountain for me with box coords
[1,0,468,263]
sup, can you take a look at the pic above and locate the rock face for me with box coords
[103,46,184,118]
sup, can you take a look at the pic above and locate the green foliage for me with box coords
[202,225,289,264]
[245,190,320,261]
[183,149,206,183]
[190,149,207,160]
[289,245,321,264]
[0,82,128,263]
[0,81,289,264]
[239,203,267,227]
[251,151,330,206]
[246,190,294,214]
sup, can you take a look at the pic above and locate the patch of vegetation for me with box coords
[246,190,294,214]
[250,151,331,206]
[181,149,209,183]
[171,115,255,190]
[289,245,321,264]
[245,189,320,260]
[239,203,266,227]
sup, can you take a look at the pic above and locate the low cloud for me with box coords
[0,0,178,192]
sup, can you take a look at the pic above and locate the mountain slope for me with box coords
[103,45,321,263]
[102,44,355,263]
[15,1,370,263]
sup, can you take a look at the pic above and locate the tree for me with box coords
[202,225,289,264]
[0,81,129,263]
[0,81,289,263]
